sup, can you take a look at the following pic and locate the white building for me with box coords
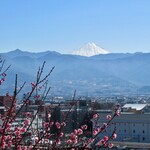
[95,104,150,143]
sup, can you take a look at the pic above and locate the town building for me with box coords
[95,103,150,149]
[0,95,14,108]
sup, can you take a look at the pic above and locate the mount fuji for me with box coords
[72,42,110,57]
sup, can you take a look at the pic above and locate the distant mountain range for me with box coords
[1,49,150,97]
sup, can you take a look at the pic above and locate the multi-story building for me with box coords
[95,104,150,144]
[0,95,14,108]
[50,99,92,134]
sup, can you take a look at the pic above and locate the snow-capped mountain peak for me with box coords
[72,42,110,57]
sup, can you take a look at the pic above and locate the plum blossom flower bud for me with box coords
[7,135,12,140]
[2,78,5,81]
[93,130,98,135]
[15,130,21,136]
[103,123,107,128]
[2,141,6,149]
[106,115,112,120]
[43,122,49,128]
[31,82,35,87]
[21,127,27,133]
[25,112,31,117]
[97,139,105,147]
[93,113,98,119]
[24,119,30,125]
[116,109,120,116]
[46,133,51,138]
[8,140,12,147]
[108,143,114,148]
[112,133,117,139]
[70,133,77,140]
[61,122,66,126]
[3,136,7,140]
[103,136,109,141]
[34,137,39,143]
[7,123,11,128]
[38,86,42,91]
[2,73,6,77]
[17,146,21,150]
[81,124,87,130]
[73,129,78,135]
[72,139,78,144]
[56,139,61,144]
[77,128,83,135]
[95,127,100,132]
[50,121,54,126]
[55,121,61,129]
[67,139,72,144]
[34,94,40,99]
[47,113,51,118]
[59,132,64,137]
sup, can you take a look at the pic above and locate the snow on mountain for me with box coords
[72,42,110,57]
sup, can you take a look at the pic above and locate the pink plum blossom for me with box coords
[93,113,98,119]
[106,115,112,120]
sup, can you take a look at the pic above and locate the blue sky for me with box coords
[0,0,150,53]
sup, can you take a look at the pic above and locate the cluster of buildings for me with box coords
[1,94,150,149]
[0,95,93,141]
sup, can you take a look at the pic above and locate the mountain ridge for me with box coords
[0,49,150,96]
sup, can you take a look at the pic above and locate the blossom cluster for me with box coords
[0,60,121,149]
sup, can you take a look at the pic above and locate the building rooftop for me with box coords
[122,104,147,111]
